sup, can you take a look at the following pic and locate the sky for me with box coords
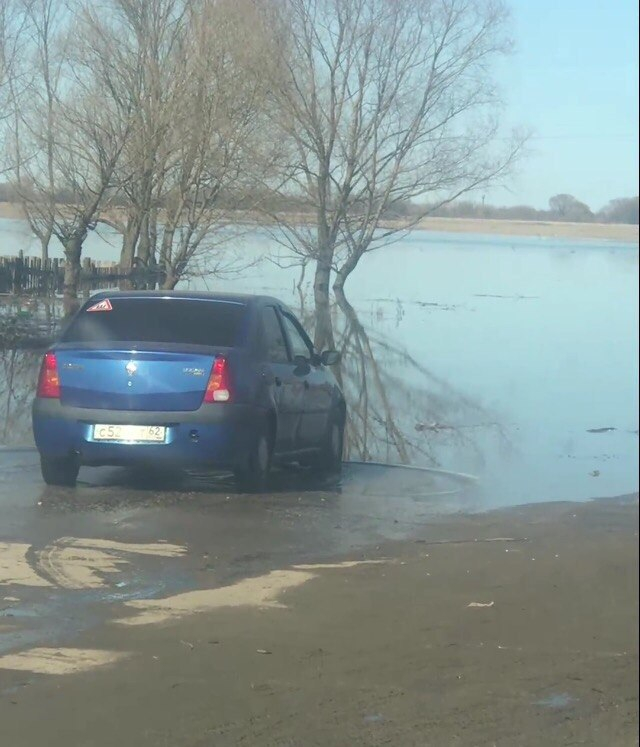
[487,0,639,210]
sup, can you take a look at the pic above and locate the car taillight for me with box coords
[203,356,231,403]
[36,351,61,398]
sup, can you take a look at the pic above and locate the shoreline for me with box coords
[1,202,637,244]
[410,215,639,242]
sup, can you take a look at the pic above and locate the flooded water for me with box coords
[1,220,638,509]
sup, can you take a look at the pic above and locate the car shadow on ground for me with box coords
[35,464,344,513]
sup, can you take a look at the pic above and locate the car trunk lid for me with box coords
[56,347,224,411]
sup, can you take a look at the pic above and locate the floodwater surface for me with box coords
[1,222,638,509]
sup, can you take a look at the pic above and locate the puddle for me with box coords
[2,560,391,676]
[534,692,577,709]
[0,553,192,657]
[363,713,385,724]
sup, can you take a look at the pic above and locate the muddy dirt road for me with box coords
[0,449,637,746]
[0,449,479,657]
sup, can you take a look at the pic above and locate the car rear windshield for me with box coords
[61,298,246,347]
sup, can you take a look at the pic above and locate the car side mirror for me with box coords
[320,350,341,366]
[293,354,311,373]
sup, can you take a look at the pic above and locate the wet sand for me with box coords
[411,216,639,242]
[1,494,637,746]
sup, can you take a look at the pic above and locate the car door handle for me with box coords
[261,370,280,386]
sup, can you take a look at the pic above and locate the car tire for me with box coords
[234,427,271,493]
[40,455,79,487]
[312,410,344,476]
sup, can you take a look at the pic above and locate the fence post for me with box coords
[82,257,92,299]
[52,258,61,294]
[13,251,24,295]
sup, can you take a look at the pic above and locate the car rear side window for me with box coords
[261,307,289,363]
[62,298,246,347]
[281,313,313,360]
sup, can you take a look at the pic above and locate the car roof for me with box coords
[88,290,285,309]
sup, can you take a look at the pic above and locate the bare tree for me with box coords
[0,0,14,138]
[9,0,66,261]
[8,0,276,302]
[156,0,279,289]
[11,2,136,312]
[262,0,525,348]
[91,0,278,290]
[1,0,30,175]
[84,0,190,280]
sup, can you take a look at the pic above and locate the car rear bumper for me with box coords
[32,399,262,469]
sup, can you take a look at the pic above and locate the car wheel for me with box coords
[234,428,271,493]
[312,411,344,476]
[40,455,79,487]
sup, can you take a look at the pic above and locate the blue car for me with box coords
[32,291,345,491]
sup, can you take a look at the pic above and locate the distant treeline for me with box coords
[387,193,639,225]
[1,184,636,225]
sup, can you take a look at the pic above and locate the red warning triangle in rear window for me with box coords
[86,299,113,312]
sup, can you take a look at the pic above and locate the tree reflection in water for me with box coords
[0,298,63,444]
[300,289,505,468]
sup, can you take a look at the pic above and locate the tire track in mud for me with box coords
[33,538,187,589]
[1,536,190,676]
[3,538,188,590]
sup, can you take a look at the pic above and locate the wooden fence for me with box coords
[0,252,164,295]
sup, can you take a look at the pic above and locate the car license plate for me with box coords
[92,424,166,443]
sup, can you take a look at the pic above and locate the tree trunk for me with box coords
[137,212,151,265]
[136,213,152,290]
[148,205,159,288]
[159,226,175,270]
[333,252,359,294]
[62,236,83,316]
[39,231,51,264]
[312,253,333,351]
[119,214,142,290]
[161,271,179,290]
